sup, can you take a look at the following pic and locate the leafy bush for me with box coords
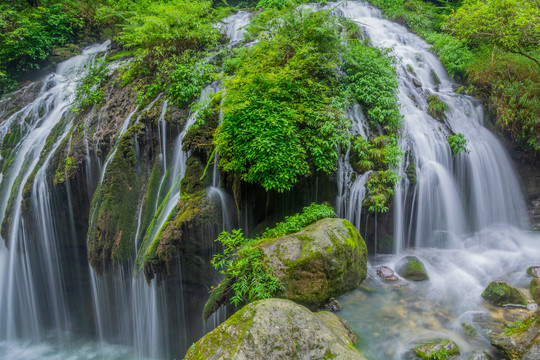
[426,32,473,79]
[0,0,97,95]
[261,203,336,238]
[73,56,109,110]
[215,8,350,192]
[427,94,449,121]
[212,203,335,306]
[447,133,469,156]
[467,49,540,153]
[351,135,402,212]
[211,229,282,306]
[342,42,402,132]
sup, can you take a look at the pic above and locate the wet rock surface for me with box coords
[491,314,539,360]
[527,266,540,278]
[184,298,367,360]
[413,339,460,360]
[396,256,429,281]
[376,265,399,281]
[482,281,527,307]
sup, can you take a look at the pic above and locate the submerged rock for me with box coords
[481,281,527,307]
[468,351,492,360]
[322,297,343,312]
[204,218,367,318]
[527,266,540,278]
[491,314,539,360]
[184,298,367,360]
[413,339,460,360]
[376,265,399,281]
[395,256,429,281]
[530,278,540,305]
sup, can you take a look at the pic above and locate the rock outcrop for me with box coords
[185,298,367,360]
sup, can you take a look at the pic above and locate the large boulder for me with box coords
[413,339,460,360]
[395,256,429,281]
[491,315,539,360]
[259,218,367,309]
[184,298,367,360]
[481,281,527,307]
[203,218,367,318]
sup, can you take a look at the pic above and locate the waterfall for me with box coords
[0,41,110,341]
[333,1,528,251]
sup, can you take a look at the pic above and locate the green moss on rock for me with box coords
[530,278,540,305]
[205,218,367,317]
[481,280,527,307]
[142,191,218,281]
[395,256,429,281]
[87,124,146,274]
[413,339,460,360]
[184,298,367,360]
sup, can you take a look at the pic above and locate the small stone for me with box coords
[413,339,460,360]
[376,265,399,281]
[527,266,540,278]
[395,256,429,281]
[322,297,343,312]
[481,281,527,307]
[413,78,423,88]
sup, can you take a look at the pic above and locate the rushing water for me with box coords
[330,1,538,359]
[0,3,538,360]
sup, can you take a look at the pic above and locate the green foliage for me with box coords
[211,203,335,306]
[211,229,283,306]
[53,155,78,184]
[365,170,400,213]
[73,57,109,110]
[447,133,469,156]
[138,51,215,107]
[427,94,449,121]
[350,135,402,212]
[342,42,402,131]
[261,203,336,238]
[445,0,540,67]
[0,0,98,95]
[426,32,473,78]
[503,316,535,336]
[467,49,540,152]
[215,8,351,192]
[112,0,221,106]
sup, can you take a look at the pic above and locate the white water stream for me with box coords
[330,2,538,359]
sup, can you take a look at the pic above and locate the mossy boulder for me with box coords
[203,218,367,319]
[491,315,539,360]
[481,281,527,307]
[395,256,429,281]
[413,339,460,360]
[185,298,367,360]
[530,278,540,304]
[260,218,367,309]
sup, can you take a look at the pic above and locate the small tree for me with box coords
[445,0,540,67]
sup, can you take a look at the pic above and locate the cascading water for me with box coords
[0,41,130,357]
[329,2,539,359]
